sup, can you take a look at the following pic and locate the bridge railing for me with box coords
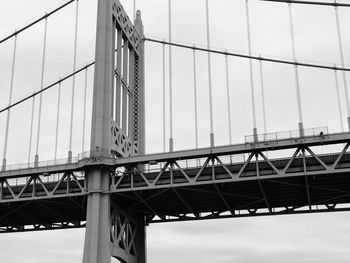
[5,171,85,187]
[141,155,248,175]
[0,156,80,173]
[0,149,127,173]
[0,148,123,173]
[245,126,328,144]
[0,126,332,174]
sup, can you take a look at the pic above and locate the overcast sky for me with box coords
[1,0,350,262]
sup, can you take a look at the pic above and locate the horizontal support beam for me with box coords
[149,205,350,224]
[2,204,350,232]
[2,203,348,233]
[111,166,350,193]
[0,221,86,233]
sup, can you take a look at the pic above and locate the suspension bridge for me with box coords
[0,0,350,262]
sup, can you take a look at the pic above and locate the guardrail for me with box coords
[0,126,332,173]
[245,126,328,144]
[0,149,115,173]
[0,156,80,173]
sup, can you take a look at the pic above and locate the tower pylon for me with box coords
[82,0,145,262]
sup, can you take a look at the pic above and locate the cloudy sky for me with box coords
[1,0,350,262]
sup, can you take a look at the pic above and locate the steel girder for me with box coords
[109,140,350,224]
[0,134,350,232]
[0,171,86,203]
[0,196,87,233]
[0,220,86,233]
[111,144,350,192]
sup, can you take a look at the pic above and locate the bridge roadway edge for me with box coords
[0,133,350,232]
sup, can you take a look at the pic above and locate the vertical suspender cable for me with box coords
[35,17,48,165]
[334,67,344,132]
[193,48,201,166]
[168,0,174,151]
[54,82,62,162]
[288,3,304,136]
[205,0,215,147]
[193,48,199,149]
[2,35,17,169]
[162,43,166,152]
[259,56,267,136]
[82,67,88,153]
[225,54,232,145]
[69,0,79,160]
[133,0,136,21]
[245,0,258,141]
[334,3,350,130]
[28,96,35,165]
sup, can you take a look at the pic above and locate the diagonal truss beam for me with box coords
[132,192,165,220]
[173,189,199,217]
[255,154,272,214]
[302,149,312,211]
[213,184,234,215]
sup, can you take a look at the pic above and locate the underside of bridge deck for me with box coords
[1,154,350,232]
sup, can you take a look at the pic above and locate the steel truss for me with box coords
[111,143,350,192]
[109,135,350,224]
[0,171,86,203]
[133,186,350,224]
[0,220,86,233]
[0,170,86,233]
[0,194,87,233]
[1,134,350,232]
[111,207,138,262]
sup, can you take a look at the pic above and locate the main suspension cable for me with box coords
[2,34,350,116]
[0,62,94,115]
[258,0,350,7]
[144,38,350,72]
[0,0,76,45]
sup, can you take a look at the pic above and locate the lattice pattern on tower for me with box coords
[112,0,141,54]
[133,55,140,145]
[109,0,143,158]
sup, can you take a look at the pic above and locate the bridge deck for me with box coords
[1,132,350,232]
[1,132,348,178]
